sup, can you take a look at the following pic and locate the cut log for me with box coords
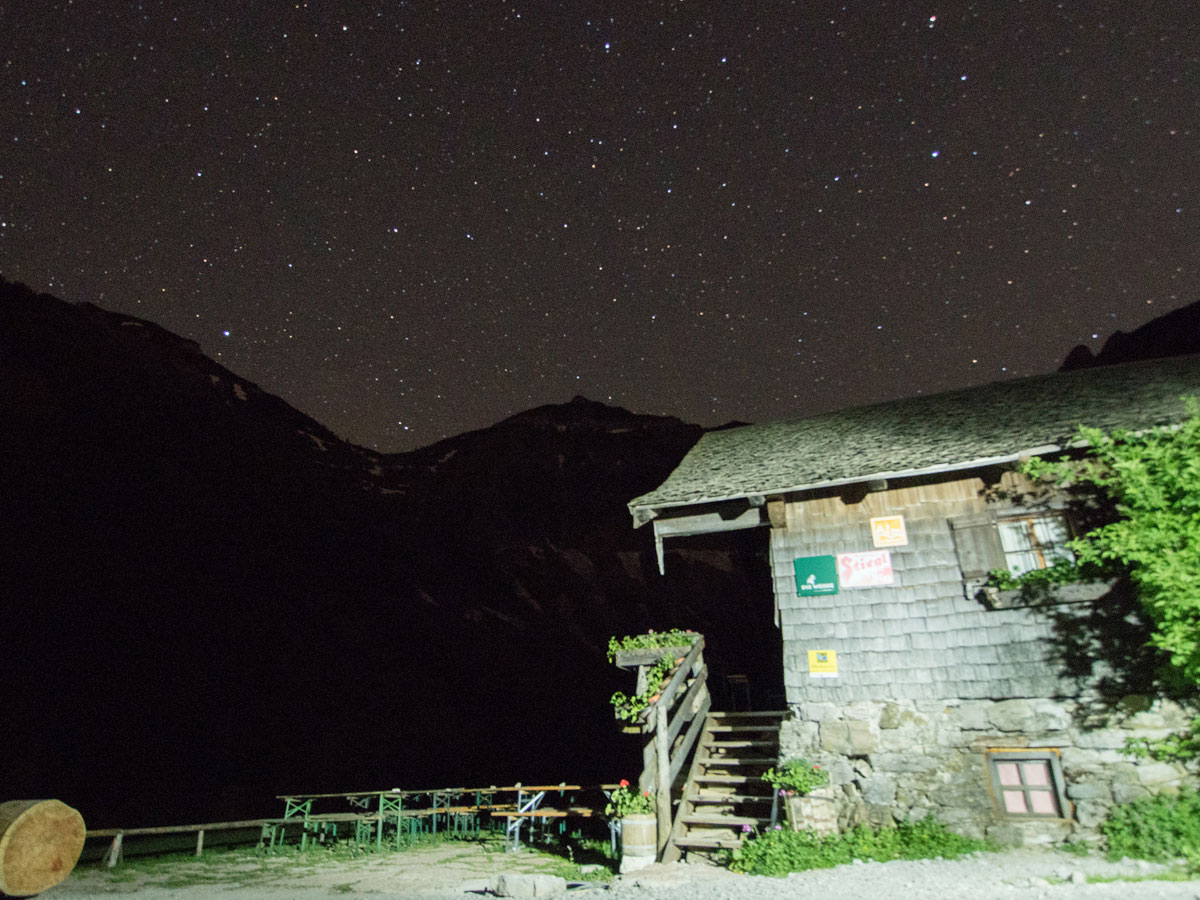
[0,800,86,897]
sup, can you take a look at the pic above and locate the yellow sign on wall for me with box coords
[808,649,838,678]
[870,514,908,547]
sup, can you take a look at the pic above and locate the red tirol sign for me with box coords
[836,550,894,587]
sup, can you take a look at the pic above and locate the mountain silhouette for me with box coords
[0,278,779,827]
[1061,298,1200,370]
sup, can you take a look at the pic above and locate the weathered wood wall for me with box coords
[771,470,1095,705]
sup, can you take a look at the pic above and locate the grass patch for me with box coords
[1085,870,1193,884]
[729,820,994,877]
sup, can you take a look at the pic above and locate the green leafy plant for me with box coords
[762,758,830,796]
[1125,715,1200,763]
[604,780,654,818]
[994,404,1200,758]
[610,654,675,722]
[986,558,1107,595]
[606,628,697,663]
[729,819,991,876]
[1016,405,1200,682]
[1102,788,1200,861]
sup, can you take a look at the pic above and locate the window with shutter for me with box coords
[996,514,1075,576]
[949,513,1006,580]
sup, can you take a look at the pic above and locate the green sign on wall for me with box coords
[794,555,839,596]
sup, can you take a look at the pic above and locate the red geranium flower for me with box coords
[619,779,630,787]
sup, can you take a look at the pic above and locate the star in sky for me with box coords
[0,2,1195,450]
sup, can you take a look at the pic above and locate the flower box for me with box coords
[612,646,690,669]
[784,785,838,837]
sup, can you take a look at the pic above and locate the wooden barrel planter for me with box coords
[618,813,657,873]
[0,799,86,896]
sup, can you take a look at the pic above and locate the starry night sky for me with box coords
[2,2,1196,452]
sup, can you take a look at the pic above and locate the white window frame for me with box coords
[995,512,1075,577]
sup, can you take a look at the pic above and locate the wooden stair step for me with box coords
[707,711,787,719]
[707,724,781,733]
[694,774,754,785]
[682,814,770,827]
[706,740,777,749]
[673,837,744,850]
[687,793,774,804]
[698,755,773,766]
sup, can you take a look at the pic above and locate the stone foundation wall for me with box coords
[778,695,1197,846]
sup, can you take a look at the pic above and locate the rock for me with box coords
[821,719,879,755]
[1136,762,1182,788]
[494,874,568,897]
[986,699,1036,732]
[1112,781,1151,804]
[1066,782,1112,802]
[879,702,903,729]
[801,702,842,722]
[1029,700,1072,732]
[1070,870,1087,885]
[1074,799,1111,829]
[1028,875,1050,887]
[955,701,992,731]
[861,776,896,805]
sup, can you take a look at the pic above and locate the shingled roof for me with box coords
[630,353,1200,519]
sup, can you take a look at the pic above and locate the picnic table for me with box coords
[266,783,617,852]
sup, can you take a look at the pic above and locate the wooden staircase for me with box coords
[663,710,784,862]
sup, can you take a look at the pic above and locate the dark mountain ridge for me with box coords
[1,278,777,826]
[1060,298,1200,370]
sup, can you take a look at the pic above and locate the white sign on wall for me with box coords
[836,550,895,587]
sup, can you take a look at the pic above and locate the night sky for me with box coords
[2,2,1195,452]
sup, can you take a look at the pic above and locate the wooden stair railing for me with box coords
[613,635,711,858]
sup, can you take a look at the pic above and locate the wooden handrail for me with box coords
[617,635,711,859]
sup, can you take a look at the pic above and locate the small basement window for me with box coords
[986,750,1070,818]
[996,513,1075,577]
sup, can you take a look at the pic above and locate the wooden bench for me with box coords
[88,820,269,867]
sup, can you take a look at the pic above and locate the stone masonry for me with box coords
[778,695,1195,845]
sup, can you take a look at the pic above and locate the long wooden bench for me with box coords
[88,820,269,867]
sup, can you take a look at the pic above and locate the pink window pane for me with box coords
[996,762,1022,786]
[1029,790,1059,815]
[1022,761,1051,786]
[1003,790,1028,813]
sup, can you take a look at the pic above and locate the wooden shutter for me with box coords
[949,513,1006,579]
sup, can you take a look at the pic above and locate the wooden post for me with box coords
[654,702,670,856]
[106,833,123,868]
[195,828,205,857]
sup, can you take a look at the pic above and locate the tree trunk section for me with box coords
[0,799,86,897]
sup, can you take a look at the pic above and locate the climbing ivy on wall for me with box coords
[1012,401,1200,759]
[1020,402,1200,684]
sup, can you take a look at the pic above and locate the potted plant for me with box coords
[763,758,837,836]
[606,779,656,873]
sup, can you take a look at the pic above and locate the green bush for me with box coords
[1102,789,1200,861]
[729,819,991,876]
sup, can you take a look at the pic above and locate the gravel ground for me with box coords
[48,845,1200,900]
[605,850,1200,900]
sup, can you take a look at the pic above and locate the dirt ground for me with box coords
[44,838,651,899]
[43,839,1200,900]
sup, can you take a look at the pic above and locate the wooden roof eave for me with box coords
[630,441,1078,530]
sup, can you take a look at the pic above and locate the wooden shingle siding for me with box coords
[772,474,1087,705]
